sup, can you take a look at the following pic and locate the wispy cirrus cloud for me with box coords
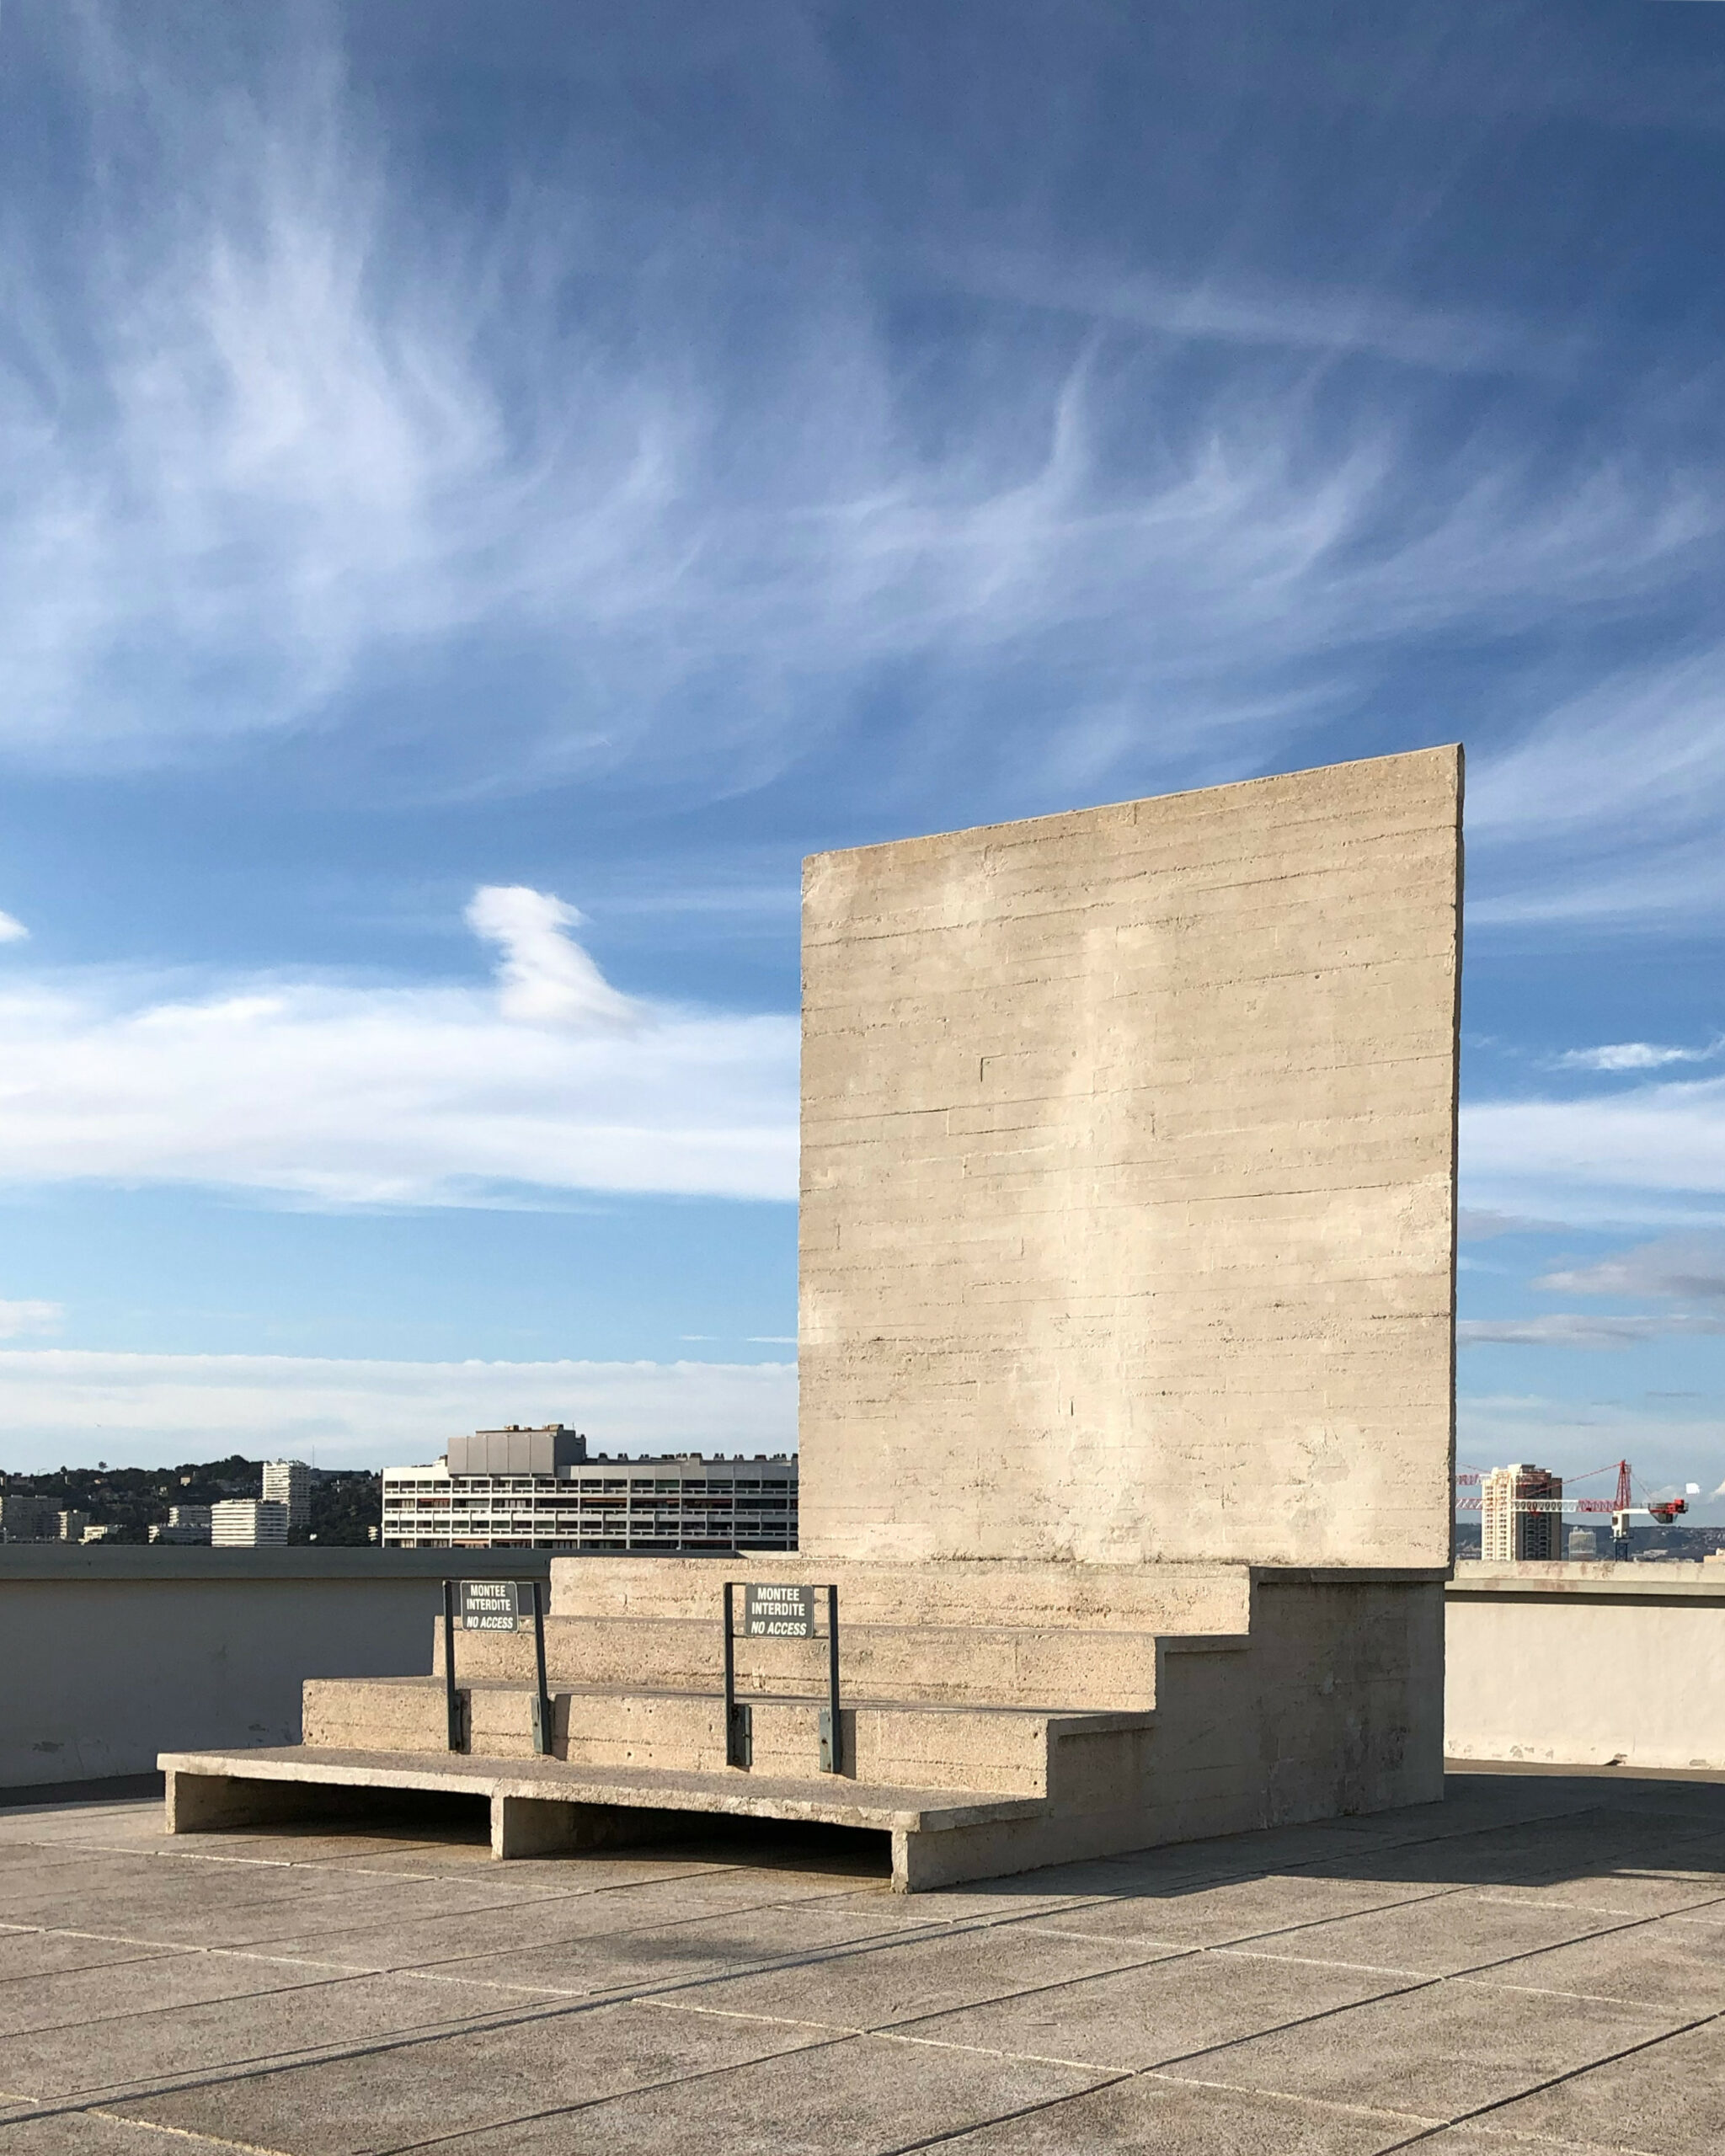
[4,6,1724,830]
[1459,1312,1725,1348]
[0,889,796,1207]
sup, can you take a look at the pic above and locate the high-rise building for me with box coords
[1482,1463,1564,1561]
[382,1428,797,1552]
[56,1510,90,1542]
[1567,1526,1599,1560]
[262,1461,310,1529]
[211,1499,290,1547]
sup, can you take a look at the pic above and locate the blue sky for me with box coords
[1,1,1724,1507]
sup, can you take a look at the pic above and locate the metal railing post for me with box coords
[442,1578,463,1752]
[820,1584,843,1774]
[531,1580,553,1757]
[723,1580,750,1767]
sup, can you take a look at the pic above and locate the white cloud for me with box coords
[0,913,27,944]
[0,1350,797,1474]
[0,1300,63,1340]
[1553,1040,1723,1073]
[0,887,797,1205]
[1538,1237,1725,1305]
[1462,1080,1725,1229]
[1459,1312,1725,1348]
[464,888,640,1028]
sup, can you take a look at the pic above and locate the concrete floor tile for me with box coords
[1234,1889,1637,1977]
[1482,2014,1725,2156]
[902,1950,1410,2071]
[666,1923,1174,2034]
[1472,1873,1725,1920]
[243,1875,897,1977]
[0,1951,325,2039]
[1169,1974,1682,2121]
[0,1967,533,2102]
[414,1891,985,1999]
[1470,1919,1725,2015]
[29,1872,563,1955]
[403,2025,1108,2156]
[928,2073,1434,2153]
[1021,1876,1458,1951]
[115,1997,837,2155]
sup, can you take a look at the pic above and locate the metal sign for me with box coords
[443,1580,553,1756]
[459,1580,526,1631]
[743,1583,815,1638]
[724,1581,843,1775]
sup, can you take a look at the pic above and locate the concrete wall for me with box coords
[799,747,1462,1569]
[1446,1563,1725,1770]
[0,1547,550,1789]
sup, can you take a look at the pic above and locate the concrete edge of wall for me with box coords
[1449,1562,1725,1604]
[0,1548,555,1582]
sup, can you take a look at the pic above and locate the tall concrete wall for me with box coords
[799,747,1462,1570]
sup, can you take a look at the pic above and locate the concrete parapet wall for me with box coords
[0,1547,549,1789]
[1445,1561,1725,1769]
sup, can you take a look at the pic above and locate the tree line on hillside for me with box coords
[0,1457,382,1545]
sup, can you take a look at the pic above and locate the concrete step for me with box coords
[435,1613,1162,1711]
[543,1554,1252,1634]
[303,1676,1154,1801]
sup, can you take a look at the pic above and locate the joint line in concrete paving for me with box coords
[86,2103,297,2155]
[1367,2003,1725,2156]
[871,2071,1138,2156]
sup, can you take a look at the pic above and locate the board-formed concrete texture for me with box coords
[800,745,1463,1570]
[162,750,1461,1888]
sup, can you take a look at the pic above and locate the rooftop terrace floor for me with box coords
[3,1769,1723,2154]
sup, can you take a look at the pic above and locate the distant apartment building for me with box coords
[149,1504,213,1546]
[1482,1463,1564,1561]
[211,1499,290,1548]
[381,1425,797,1553]
[1567,1526,1600,1561]
[262,1460,311,1529]
[56,1510,91,1542]
[0,1492,52,1542]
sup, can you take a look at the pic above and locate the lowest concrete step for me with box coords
[158,1745,1049,1889]
[436,1613,1167,1710]
[303,1675,1154,1800]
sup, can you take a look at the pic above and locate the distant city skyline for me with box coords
[0,4,1722,1510]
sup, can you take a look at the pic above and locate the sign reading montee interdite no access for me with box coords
[459,1581,526,1631]
[744,1584,815,1637]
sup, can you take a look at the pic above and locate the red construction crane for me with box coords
[1455,1458,1698,1561]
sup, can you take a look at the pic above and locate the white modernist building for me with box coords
[211,1500,290,1548]
[381,1426,797,1553]
[262,1460,311,1529]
